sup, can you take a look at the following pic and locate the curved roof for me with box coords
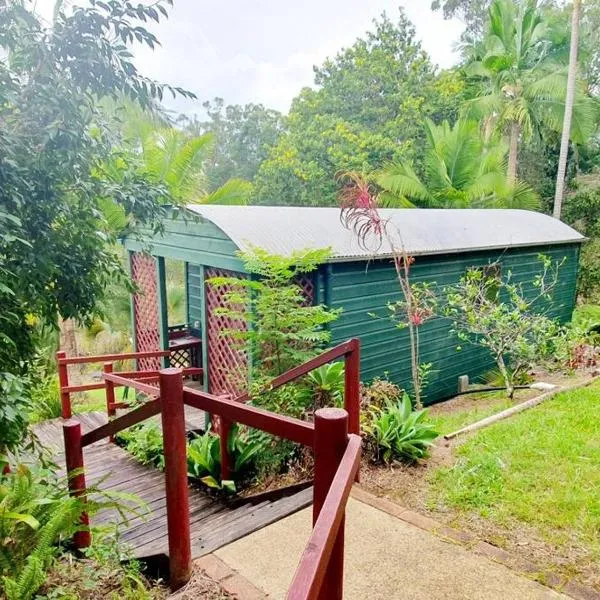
[185,205,584,262]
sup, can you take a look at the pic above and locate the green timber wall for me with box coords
[328,243,580,405]
[124,212,245,272]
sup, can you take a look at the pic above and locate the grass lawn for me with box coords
[72,386,129,413]
[429,381,600,583]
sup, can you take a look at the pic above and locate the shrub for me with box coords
[117,423,165,470]
[29,374,61,423]
[444,256,563,398]
[363,393,439,463]
[209,247,341,418]
[360,376,403,412]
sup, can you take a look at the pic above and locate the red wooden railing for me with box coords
[56,349,202,420]
[61,339,361,597]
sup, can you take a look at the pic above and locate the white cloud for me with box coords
[34,0,465,114]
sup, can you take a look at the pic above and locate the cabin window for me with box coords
[468,263,502,303]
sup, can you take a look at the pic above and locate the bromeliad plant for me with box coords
[187,425,263,493]
[300,362,345,415]
[363,393,439,463]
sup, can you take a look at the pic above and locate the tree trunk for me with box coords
[553,0,581,220]
[59,317,78,357]
[507,122,520,184]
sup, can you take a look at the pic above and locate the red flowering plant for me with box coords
[338,172,437,408]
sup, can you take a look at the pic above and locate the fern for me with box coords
[0,466,85,600]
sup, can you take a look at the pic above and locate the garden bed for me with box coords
[360,377,600,592]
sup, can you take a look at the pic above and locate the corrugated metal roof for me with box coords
[185,205,584,261]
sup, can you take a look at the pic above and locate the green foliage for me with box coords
[363,393,439,463]
[209,246,341,386]
[376,119,540,208]
[28,374,61,423]
[0,465,87,600]
[302,362,345,412]
[0,0,191,446]
[444,256,564,398]
[462,0,596,177]
[117,423,165,470]
[0,374,31,455]
[252,10,464,206]
[187,426,264,492]
[563,176,600,300]
[111,107,252,212]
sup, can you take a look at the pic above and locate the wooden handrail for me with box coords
[233,338,360,438]
[103,372,160,397]
[63,338,362,595]
[58,349,170,366]
[183,388,314,447]
[112,367,203,379]
[287,434,361,600]
[234,339,357,404]
[80,399,161,447]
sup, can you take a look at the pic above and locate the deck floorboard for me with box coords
[32,411,312,559]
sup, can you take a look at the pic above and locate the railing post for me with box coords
[103,362,116,443]
[344,339,360,436]
[62,420,91,549]
[159,367,192,591]
[313,408,348,600]
[57,350,72,419]
[220,416,232,483]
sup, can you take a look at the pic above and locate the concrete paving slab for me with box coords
[215,498,569,600]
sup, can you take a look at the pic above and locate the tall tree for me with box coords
[376,119,539,208]
[252,10,465,206]
[554,0,582,219]
[0,0,192,447]
[179,99,283,190]
[464,0,596,183]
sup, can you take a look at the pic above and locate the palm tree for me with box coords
[376,118,540,209]
[554,0,582,220]
[134,124,252,205]
[98,106,251,234]
[465,0,596,183]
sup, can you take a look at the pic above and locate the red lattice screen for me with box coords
[131,252,161,371]
[205,268,248,397]
[297,276,314,307]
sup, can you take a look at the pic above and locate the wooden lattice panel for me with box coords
[205,268,248,397]
[297,276,314,306]
[131,252,161,371]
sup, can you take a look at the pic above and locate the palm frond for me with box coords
[200,178,252,205]
[375,163,434,207]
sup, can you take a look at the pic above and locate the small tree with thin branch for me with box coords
[338,172,437,408]
[444,255,564,398]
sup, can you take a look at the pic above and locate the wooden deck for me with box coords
[33,412,313,559]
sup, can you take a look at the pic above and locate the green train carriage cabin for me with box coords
[123,206,584,404]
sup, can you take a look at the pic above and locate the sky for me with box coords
[38,0,465,116]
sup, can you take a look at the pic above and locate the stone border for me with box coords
[351,486,600,600]
[195,554,268,600]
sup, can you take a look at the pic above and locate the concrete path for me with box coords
[215,497,569,600]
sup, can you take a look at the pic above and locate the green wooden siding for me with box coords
[328,244,580,404]
[124,213,245,272]
[187,264,203,336]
